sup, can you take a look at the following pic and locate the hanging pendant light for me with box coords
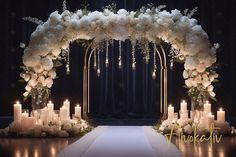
[97,48,101,77]
[66,44,70,75]
[152,43,157,79]
[118,40,122,69]
[94,49,97,70]
[131,41,136,70]
[105,40,109,68]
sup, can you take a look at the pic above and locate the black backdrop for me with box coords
[0,0,236,120]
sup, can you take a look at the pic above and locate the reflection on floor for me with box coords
[172,136,236,157]
[0,137,78,157]
[0,135,236,157]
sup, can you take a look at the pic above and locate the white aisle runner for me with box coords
[57,126,182,157]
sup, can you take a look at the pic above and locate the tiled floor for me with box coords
[0,133,235,157]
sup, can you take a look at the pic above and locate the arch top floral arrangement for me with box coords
[20,3,219,102]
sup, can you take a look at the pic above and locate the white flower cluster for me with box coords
[21,7,218,98]
[0,118,92,138]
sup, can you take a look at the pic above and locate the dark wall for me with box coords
[0,0,235,119]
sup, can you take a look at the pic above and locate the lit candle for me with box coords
[60,106,67,122]
[180,100,187,112]
[168,104,174,119]
[14,101,22,122]
[47,101,54,111]
[63,99,70,118]
[207,112,215,129]
[47,101,54,122]
[41,107,49,125]
[217,108,225,123]
[204,101,211,114]
[21,111,29,131]
[75,104,81,118]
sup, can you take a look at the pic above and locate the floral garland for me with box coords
[20,5,218,100]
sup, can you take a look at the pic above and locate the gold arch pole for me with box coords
[82,44,92,120]
[160,45,168,114]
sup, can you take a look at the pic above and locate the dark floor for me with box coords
[0,132,236,157]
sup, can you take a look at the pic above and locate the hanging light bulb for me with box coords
[170,60,174,70]
[105,40,109,68]
[118,40,122,69]
[152,43,157,79]
[94,49,97,70]
[66,44,70,75]
[152,70,156,79]
[97,48,101,77]
[131,41,136,70]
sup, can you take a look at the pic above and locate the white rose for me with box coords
[23,92,29,97]
[183,70,189,79]
[207,85,214,92]
[48,70,56,79]
[209,75,215,82]
[202,80,211,88]
[209,91,216,97]
[196,63,206,73]
[33,64,44,73]
[45,78,53,88]
[28,79,38,87]
[194,75,201,84]
[25,85,31,92]
[185,78,193,88]
[23,54,41,67]
[37,76,45,84]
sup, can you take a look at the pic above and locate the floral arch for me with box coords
[20,5,219,118]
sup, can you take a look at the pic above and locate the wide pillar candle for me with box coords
[217,108,225,123]
[63,99,70,118]
[60,107,68,122]
[14,101,22,122]
[180,100,187,112]
[204,101,211,114]
[207,112,215,129]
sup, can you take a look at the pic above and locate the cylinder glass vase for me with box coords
[31,87,49,110]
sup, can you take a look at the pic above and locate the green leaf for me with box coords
[53,60,63,67]
[212,79,219,83]
[18,79,25,83]
[210,96,217,102]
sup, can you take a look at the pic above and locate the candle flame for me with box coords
[16,101,20,104]
[169,104,172,107]
[206,100,209,104]
[219,108,223,111]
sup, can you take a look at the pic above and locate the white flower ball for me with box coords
[23,54,41,67]
[41,57,53,71]
[62,123,72,132]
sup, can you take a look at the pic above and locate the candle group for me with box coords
[13,100,82,132]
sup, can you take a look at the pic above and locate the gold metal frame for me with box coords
[83,43,168,119]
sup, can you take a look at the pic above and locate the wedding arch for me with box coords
[20,4,219,119]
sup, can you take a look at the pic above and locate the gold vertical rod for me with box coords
[160,45,168,114]
[87,49,95,113]
[82,44,92,120]
[154,45,164,114]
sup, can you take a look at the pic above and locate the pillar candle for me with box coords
[217,108,225,123]
[14,101,22,122]
[21,112,29,131]
[180,100,187,112]
[60,107,67,122]
[168,104,174,119]
[41,107,49,125]
[204,101,211,114]
[47,101,54,111]
[75,104,81,118]
[207,112,215,130]
[63,99,70,118]
[47,101,54,122]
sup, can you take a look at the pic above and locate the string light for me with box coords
[93,49,97,70]
[118,40,122,69]
[97,48,101,77]
[152,43,157,79]
[105,40,109,68]
[131,41,136,70]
